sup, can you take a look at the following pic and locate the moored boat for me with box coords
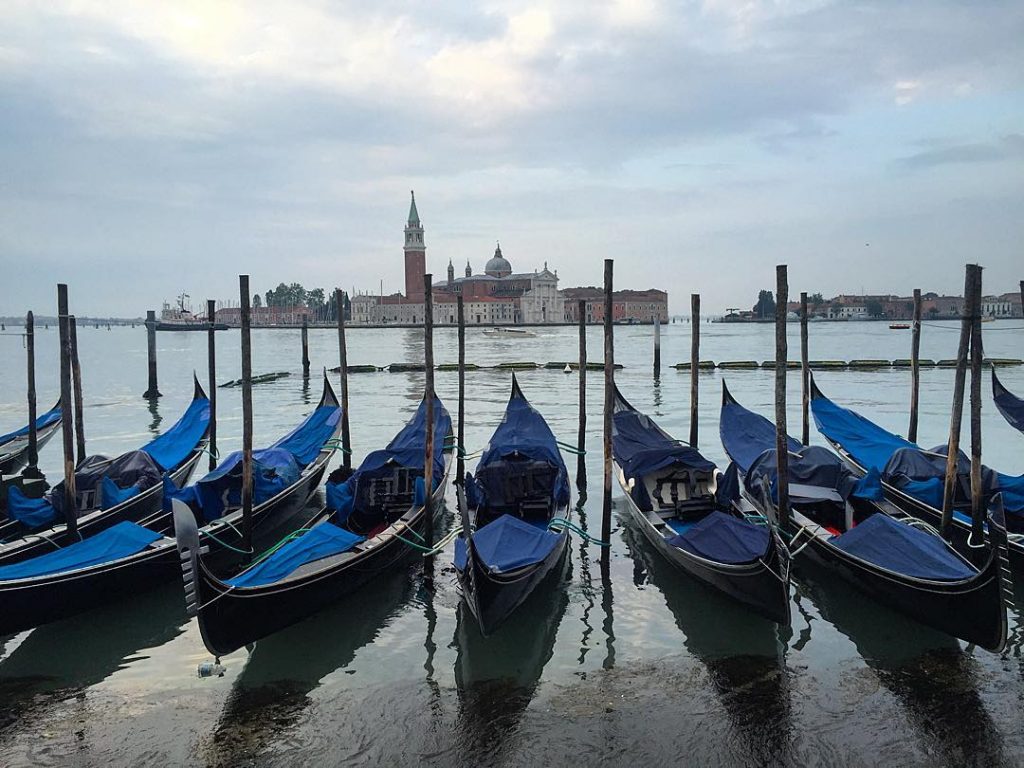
[993,368,1024,437]
[721,381,1008,652]
[614,384,791,624]
[0,402,62,476]
[455,375,571,635]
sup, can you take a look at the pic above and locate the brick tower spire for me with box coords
[403,190,426,300]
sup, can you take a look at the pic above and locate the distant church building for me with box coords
[351,192,564,325]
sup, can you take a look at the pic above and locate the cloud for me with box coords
[896,134,1024,170]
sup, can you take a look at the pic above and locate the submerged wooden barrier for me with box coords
[220,371,290,388]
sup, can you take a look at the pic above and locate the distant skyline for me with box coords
[1,1,1022,316]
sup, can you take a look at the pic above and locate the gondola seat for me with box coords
[475,459,558,520]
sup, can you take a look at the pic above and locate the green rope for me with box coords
[556,441,585,456]
[394,533,435,553]
[548,517,609,546]
[324,439,351,454]
[199,528,253,555]
[250,528,313,565]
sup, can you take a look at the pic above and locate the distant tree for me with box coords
[809,292,824,306]
[306,288,326,310]
[752,290,776,319]
[865,299,884,318]
[252,294,262,309]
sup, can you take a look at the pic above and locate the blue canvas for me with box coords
[0,521,162,580]
[458,514,561,574]
[0,403,61,445]
[272,405,341,467]
[100,475,141,510]
[720,399,801,474]
[5,486,58,529]
[614,407,716,480]
[225,523,364,588]
[668,511,770,564]
[141,395,211,471]
[832,513,975,581]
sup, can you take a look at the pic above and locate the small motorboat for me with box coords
[482,327,537,338]
[889,323,910,330]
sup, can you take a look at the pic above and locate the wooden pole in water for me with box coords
[24,311,41,477]
[968,267,985,544]
[239,275,254,559]
[69,316,86,466]
[456,294,466,484]
[690,294,700,448]
[143,310,161,398]
[301,315,310,379]
[800,292,809,446]
[774,266,790,527]
[653,314,661,378]
[335,288,351,470]
[940,265,975,540]
[602,259,614,559]
[908,288,922,443]
[577,299,587,489]
[423,274,435,552]
[207,299,218,471]
[57,284,78,538]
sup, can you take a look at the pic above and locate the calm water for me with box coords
[0,320,1022,767]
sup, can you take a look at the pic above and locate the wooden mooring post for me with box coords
[908,288,922,443]
[940,265,976,540]
[577,299,587,489]
[239,276,254,559]
[690,294,700,448]
[968,267,985,544]
[69,316,86,466]
[602,259,614,560]
[24,311,41,478]
[143,310,161,398]
[800,292,809,446]
[456,295,466,485]
[774,266,790,527]
[56,284,78,538]
[423,274,436,555]
[336,289,352,470]
[653,314,661,378]
[301,316,310,379]
[207,299,218,471]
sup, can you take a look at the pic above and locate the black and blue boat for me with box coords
[455,376,571,636]
[993,368,1024,437]
[0,402,62,476]
[174,393,453,657]
[613,385,791,625]
[0,378,210,559]
[721,381,1008,652]
[0,376,340,635]
[810,375,1024,568]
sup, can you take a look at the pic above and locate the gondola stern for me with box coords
[172,499,204,619]
[192,372,208,402]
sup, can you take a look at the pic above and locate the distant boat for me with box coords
[982,317,995,323]
[483,327,536,338]
[157,292,228,331]
[889,323,910,330]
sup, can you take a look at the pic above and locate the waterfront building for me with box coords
[562,288,669,323]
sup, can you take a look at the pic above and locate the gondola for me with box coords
[613,384,791,625]
[720,381,1008,652]
[0,402,62,476]
[0,377,211,559]
[0,375,340,635]
[454,375,571,636]
[809,375,1024,568]
[174,393,453,657]
[993,368,1024,437]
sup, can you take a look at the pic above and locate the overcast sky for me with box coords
[1,0,1022,316]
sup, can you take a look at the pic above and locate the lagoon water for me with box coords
[0,320,1022,767]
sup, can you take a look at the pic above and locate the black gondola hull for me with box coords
[622,489,791,626]
[0,418,62,476]
[457,528,569,636]
[186,470,451,657]
[0,457,330,636]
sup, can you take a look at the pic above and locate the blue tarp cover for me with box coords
[225,522,364,587]
[5,486,58,529]
[813,390,1024,514]
[720,399,801,473]
[993,370,1024,435]
[0,521,161,581]
[668,510,770,563]
[614,408,716,480]
[196,448,300,521]
[473,386,570,510]
[271,405,341,467]
[832,513,976,581]
[100,475,141,509]
[454,514,561,574]
[0,403,61,446]
[328,396,450,522]
[141,396,211,471]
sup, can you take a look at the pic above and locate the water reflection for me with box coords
[205,567,412,764]
[146,395,162,436]
[622,520,792,765]
[453,556,570,765]
[794,563,1006,765]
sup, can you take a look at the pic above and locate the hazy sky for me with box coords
[1,1,1022,316]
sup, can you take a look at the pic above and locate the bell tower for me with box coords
[404,191,426,300]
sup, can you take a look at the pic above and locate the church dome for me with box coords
[484,243,512,277]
